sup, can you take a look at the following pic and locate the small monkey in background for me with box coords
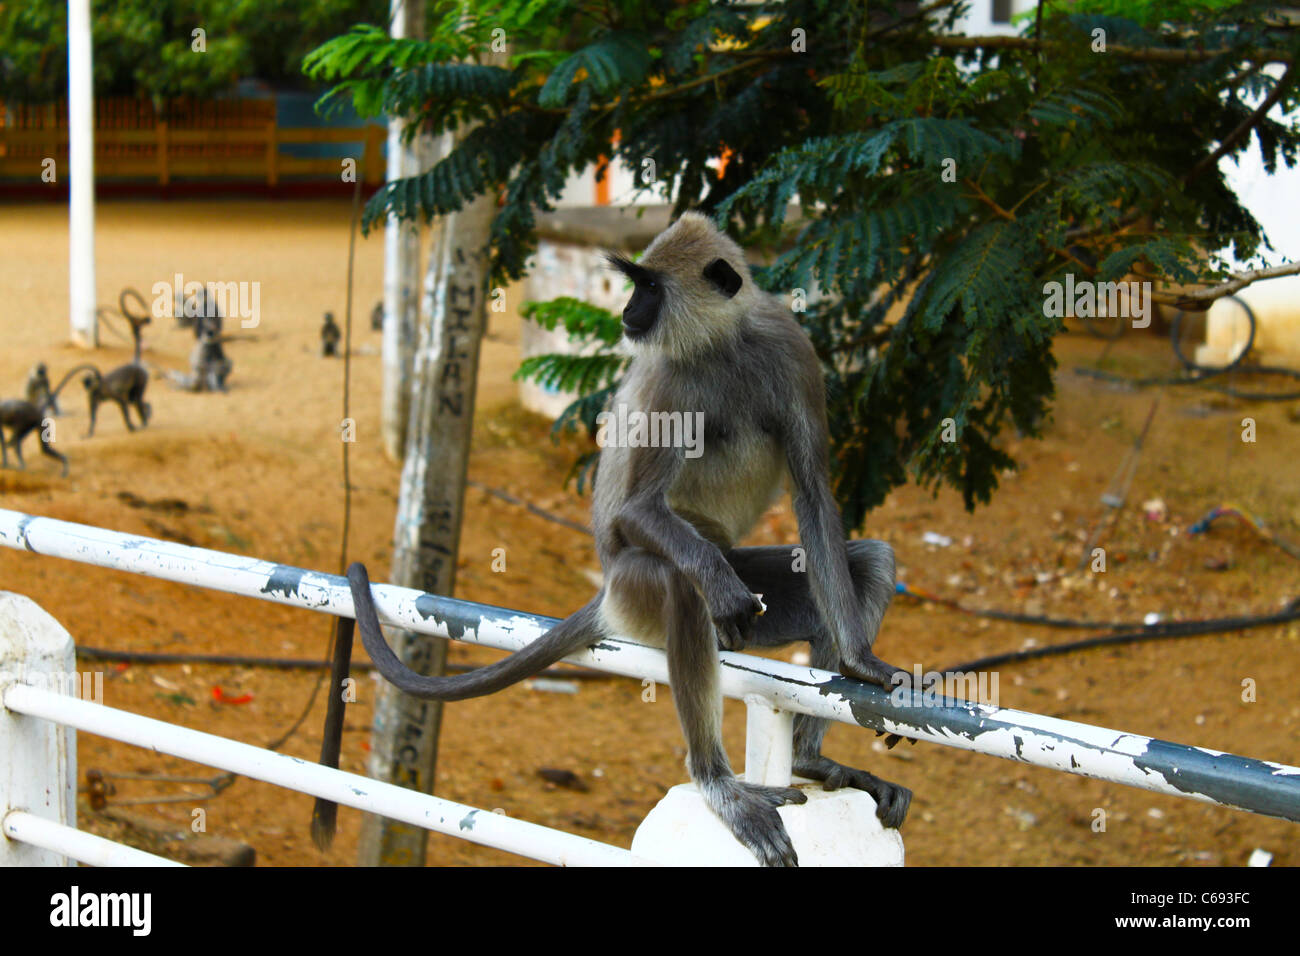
[321,312,341,357]
[83,365,151,436]
[319,213,911,866]
[2,365,97,475]
[24,363,59,415]
[85,294,153,434]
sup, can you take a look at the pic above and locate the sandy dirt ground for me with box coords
[0,199,1297,867]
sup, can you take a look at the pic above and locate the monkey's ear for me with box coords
[703,258,742,298]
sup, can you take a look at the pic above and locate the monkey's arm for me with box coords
[781,392,902,689]
[611,443,762,647]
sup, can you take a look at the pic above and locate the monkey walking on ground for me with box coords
[85,292,153,436]
[315,214,912,866]
[24,363,60,416]
[89,295,152,431]
[83,365,151,437]
[1,365,99,476]
[321,311,341,357]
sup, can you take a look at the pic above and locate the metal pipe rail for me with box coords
[2,682,646,866]
[2,508,1298,823]
[3,809,184,867]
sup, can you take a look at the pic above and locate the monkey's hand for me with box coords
[709,573,764,651]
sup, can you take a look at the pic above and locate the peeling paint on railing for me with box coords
[2,508,1297,823]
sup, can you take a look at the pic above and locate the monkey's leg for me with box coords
[724,541,899,661]
[115,398,136,431]
[86,398,99,437]
[790,635,912,827]
[608,548,806,865]
[724,541,912,828]
[127,379,150,427]
[38,435,68,478]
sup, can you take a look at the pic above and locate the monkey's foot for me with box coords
[839,652,908,689]
[793,756,911,829]
[701,777,807,867]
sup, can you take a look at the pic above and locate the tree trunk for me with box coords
[379,0,426,460]
[358,179,497,866]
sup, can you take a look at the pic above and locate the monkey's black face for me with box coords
[606,254,663,340]
[621,279,663,339]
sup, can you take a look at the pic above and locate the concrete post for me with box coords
[632,697,905,866]
[0,593,77,865]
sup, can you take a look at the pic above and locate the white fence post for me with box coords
[743,694,794,786]
[0,592,77,866]
[633,695,903,866]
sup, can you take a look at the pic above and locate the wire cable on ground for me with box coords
[939,596,1300,674]
[1075,363,1300,402]
[466,479,593,535]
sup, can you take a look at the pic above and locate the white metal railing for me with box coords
[1,681,646,866]
[3,809,182,867]
[1,507,1298,867]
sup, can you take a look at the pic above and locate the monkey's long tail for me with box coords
[43,364,102,414]
[309,562,604,851]
[348,562,604,701]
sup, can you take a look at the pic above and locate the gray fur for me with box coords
[321,312,341,357]
[25,364,59,416]
[2,365,92,476]
[84,364,151,436]
[0,398,68,476]
[167,330,232,392]
[334,213,911,864]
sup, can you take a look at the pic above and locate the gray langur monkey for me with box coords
[321,311,341,357]
[168,289,233,391]
[84,293,153,436]
[24,363,59,415]
[2,365,97,476]
[0,398,68,476]
[315,213,911,866]
[83,364,151,436]
[175,286,223,339]
[169,329,233,392]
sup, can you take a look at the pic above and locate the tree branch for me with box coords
[1156,260,1300,307]
[1182,62,1296,185]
